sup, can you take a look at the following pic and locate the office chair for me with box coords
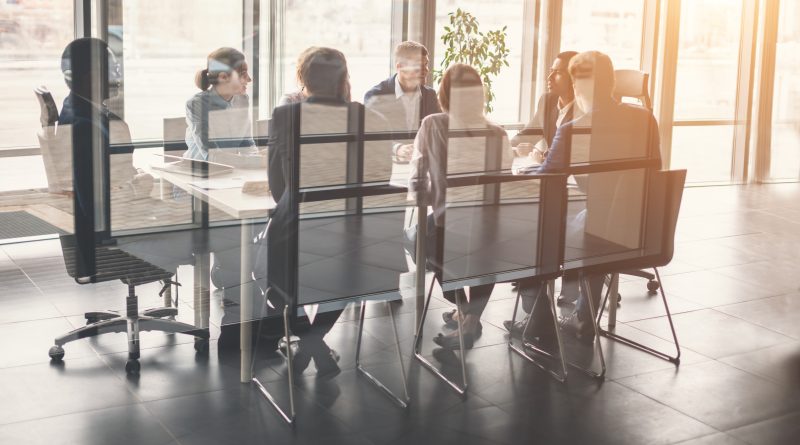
[612,70,660,293]
[38,90,209,373]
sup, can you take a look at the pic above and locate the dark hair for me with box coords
[195,47,246,91]
[437,63,483,113]
[295,46,319,86]
[301,47,350,101]
[60,37,119,93]
[555,50,578,67]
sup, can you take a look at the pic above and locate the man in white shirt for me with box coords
[364,41,441,162]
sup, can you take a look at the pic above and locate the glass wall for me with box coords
[276,0,393,110]
[560,0,645,71]
[670,0,743,183]
[434,0,525,124]
[768,0,800,181]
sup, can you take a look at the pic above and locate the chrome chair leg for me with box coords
[252,305,296,425]
[563,274,606,380]
[508,280,568,383]
[597,268,681,364]
[413,279,468,396]
[355,300,410,408]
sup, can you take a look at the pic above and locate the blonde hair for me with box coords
[194,47,246,91]
[568,51,615,98]
[395,41,428,64]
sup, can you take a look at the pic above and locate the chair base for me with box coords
[48,284,209,374]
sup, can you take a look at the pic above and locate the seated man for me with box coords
[364,41,440,162]
[524,51,661,344]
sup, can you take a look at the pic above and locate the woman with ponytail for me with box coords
[184,47,258,162]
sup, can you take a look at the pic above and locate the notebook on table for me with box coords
[151,154,234,178]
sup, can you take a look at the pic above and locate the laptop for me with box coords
[151,154,234,178]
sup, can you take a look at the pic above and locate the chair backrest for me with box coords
[163,117,188,152]
[34,86,59,130]
[613,70,652,110]
[648,168,686,267]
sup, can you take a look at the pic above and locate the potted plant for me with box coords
[434,8,510,113]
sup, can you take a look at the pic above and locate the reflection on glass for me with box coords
[560,0,644,70]
[434,0,525,124]
[769,1,800,181]
[671,125,734,183]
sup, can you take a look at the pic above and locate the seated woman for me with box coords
[184,47,260,166]
[409,63,511,350]
[278,46,318,106]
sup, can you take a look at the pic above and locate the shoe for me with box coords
[442,309,458,328]
[432,332,475,350]
[556,292,579,305]
[558,310,595,344]
[503,316,528,337]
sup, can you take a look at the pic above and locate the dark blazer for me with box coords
[539,100,661,173]
[363,74,441,127]
[515,92,572,148]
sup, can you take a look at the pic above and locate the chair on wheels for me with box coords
[36,88,210,373]
[48,236,210,374]
[612,69,660,293]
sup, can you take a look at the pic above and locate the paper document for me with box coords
[189,177,246,190]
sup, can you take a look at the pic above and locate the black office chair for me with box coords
[48,236,209,373]
[612,70,661,293]
[34,86,59,129]
[594,169,686,363]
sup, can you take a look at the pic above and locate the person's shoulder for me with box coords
[186,89,209,108]
[364,75,395,100]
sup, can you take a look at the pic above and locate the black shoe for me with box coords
[556,292,579,305]
[558,310,596,344]
[442,309,458,328]
[503,317,528,337]
[432,332,475,350]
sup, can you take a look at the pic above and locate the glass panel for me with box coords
[279,0,393,107]
[560,0,645,70]
[768,0,800,181]
[434,0,525,124]
[673,0,743,120]
[671,125,734,183]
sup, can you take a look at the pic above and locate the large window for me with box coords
[434,0,525,124]
[560,0,644,71]
[768,0,800,181]
[670,0,744,183]
[275,0,393,109]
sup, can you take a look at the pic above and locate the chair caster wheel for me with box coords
[194,338,209,354]
[85,317,97,325]
[647,280,660,292]
[125,359,141,374]
[49,345,65,361]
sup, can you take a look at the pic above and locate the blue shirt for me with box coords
[184,88,256,161]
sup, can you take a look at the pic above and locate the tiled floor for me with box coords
[0,183,799,445]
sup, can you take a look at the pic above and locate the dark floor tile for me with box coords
[612,279,704,323]
[0,317,96,369]
[0,404,175,445]
[664,270,785,308]
[617,360,799,431]
[716,293,800,340]
[726,411,800,445]
[628,309,794,359]
[719,341,800,391]
[0,357,137,425]
[674,432,748,445]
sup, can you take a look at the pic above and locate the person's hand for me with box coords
[396,144,414,162]
[531,148,547,164]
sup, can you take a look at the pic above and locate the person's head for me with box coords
[438,63,484,116]
[61,37,122,100]
[568,51,615,111]
[195,47,251,98]
[395,41,429,91]
[300,47,350,101]
[294,46,319,95]
[547,51,578,100]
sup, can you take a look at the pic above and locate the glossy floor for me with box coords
[0,184,798,445]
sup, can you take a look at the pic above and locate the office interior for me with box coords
[0,1,798,444]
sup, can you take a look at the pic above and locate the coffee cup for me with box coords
[514,143,533,157]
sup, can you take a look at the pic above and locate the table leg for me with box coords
[240,219,254,383]
[607,273,619,330]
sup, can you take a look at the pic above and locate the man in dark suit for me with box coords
[511,51,579,154]
[364,41,441,162]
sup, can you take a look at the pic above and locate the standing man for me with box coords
[364,41,441,162]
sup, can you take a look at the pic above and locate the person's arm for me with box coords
[267,107,289,202]
[184,96,212,160]
[537,122,572,173]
